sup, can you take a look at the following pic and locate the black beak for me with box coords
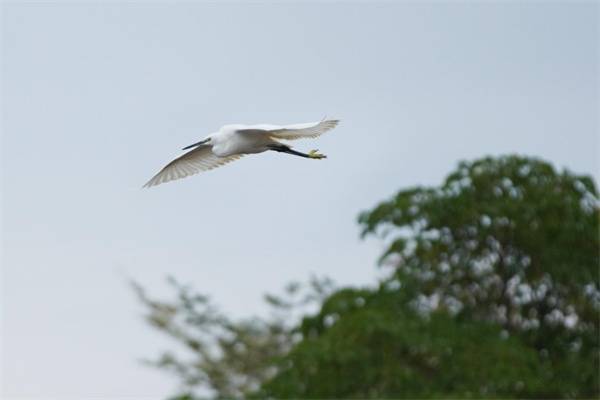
[182,138,210,150]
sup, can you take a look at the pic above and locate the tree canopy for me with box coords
[135,155,599,399]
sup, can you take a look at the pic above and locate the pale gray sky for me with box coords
[1,2,598,399]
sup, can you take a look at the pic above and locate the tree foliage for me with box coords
[257,288,550,399]
[133,276,335,399]
[356,155,599,396]
[136,155,599,399]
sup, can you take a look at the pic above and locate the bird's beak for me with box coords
[182,138,210,150]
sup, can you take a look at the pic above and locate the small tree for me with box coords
[133,276,334,399]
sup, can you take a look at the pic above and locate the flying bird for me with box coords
[143,118,339,188]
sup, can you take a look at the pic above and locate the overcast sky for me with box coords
[1,2,598,399]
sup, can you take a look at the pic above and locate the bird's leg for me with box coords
[268,144,326,159]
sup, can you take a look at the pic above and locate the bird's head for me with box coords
[182,135,213,150]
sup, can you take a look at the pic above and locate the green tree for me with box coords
[260,155,598,398]
[357,155,599,397]
[136,155,599,399]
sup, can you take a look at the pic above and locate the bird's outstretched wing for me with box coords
[237,119,339,140]
[143,146,242,188]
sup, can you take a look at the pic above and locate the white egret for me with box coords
[143,118,339,188]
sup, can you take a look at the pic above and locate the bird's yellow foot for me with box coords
[308,149,327,159]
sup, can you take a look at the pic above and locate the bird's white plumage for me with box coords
[143,118,339,188]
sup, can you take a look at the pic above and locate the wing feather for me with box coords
[236,119,339,140]
[143,146,242,188]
